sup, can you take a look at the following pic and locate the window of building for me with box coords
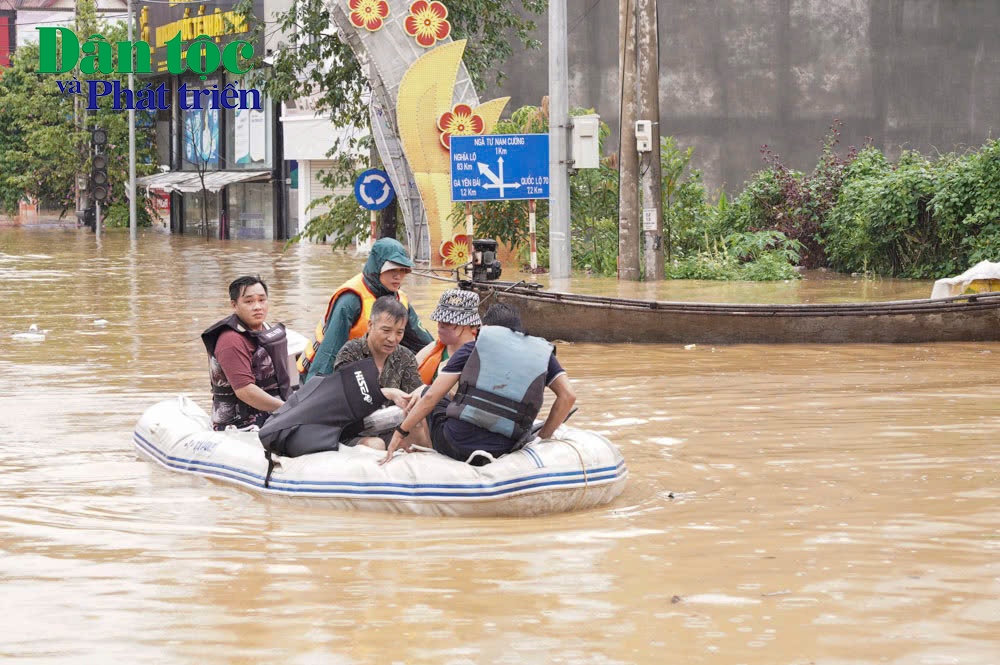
[184,190,220,237]
[225,74,272,170]
[182,78,220,171]
[227,182,273,240]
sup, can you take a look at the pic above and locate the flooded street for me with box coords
[1,227,998,664]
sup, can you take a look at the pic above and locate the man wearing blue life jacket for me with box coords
[382,303,576,465]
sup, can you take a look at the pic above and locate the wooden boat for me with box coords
[461,280,1000,344]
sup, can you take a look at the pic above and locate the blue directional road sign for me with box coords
[450,134,549,202]
[354,168,395,211]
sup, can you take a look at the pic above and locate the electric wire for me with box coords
[568,0,603,35]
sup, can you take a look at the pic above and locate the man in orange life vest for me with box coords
[298,238,434,384]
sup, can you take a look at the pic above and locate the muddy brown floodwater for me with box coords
[1,227,997,664]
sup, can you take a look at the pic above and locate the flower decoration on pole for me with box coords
[404,1,451,48]
[436,103,485,150]
[348,0,390,32]
[440,234,472,267]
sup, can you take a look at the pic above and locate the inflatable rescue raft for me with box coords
[133,397,628,517]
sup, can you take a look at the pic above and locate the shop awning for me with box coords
[136,170,272,193]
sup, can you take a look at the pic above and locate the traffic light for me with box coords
[91,127,109,203]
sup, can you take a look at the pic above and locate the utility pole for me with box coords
[370,66,397,242]
[368,62,382,255]
[73,3,80,220]
[548,0,570,279]
[380,204,398,241]
[128,0,137,243]
[637,0,663,279]
[617,0,640,281]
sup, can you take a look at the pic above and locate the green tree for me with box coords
[0,1,158,222]
[0,45,83,214]
[659,135,711,261]
[292,164,370,250]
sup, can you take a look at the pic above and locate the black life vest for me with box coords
[258,358,385,458]
[446,326,552,445]
[201,313,291,430]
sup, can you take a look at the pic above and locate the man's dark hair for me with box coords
[229,275,267,302]
[370,295,408,324]
[482,303,523,332]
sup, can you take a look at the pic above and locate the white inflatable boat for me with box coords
[133,397,628,517]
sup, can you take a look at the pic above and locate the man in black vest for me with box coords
[201,276,291,431]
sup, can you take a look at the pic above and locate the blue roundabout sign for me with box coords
[354,168,395,211]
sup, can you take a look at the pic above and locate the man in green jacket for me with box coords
[298,238,433,384]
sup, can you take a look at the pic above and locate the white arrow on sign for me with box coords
[478,157,520,198]
[360,173,391,205]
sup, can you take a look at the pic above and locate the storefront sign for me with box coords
[36,1,265,112]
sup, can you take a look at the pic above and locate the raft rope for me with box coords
[263,450,277,489]
[410,269,461,283]
[557,436,590,512]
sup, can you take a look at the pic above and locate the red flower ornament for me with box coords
[404,1,451,48]
[349,0,390,32]
[436,103,485,150]
[440,234,472,267]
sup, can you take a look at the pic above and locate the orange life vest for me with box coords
[418,340,447,385]
[297,273,410,375]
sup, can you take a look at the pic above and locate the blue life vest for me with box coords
[446,326,553,443]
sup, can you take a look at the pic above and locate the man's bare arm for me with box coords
[538,374,576,440]
[234,384,284,413]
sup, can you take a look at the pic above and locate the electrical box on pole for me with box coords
[569,114,601,169]
[635,120,653,152]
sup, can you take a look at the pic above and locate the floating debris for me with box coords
[12,323,47,341]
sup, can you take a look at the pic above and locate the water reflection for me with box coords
[1,227,998,664]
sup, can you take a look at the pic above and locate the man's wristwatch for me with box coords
[395,425,410,437]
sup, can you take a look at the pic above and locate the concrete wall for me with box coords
[490,0,1000,193]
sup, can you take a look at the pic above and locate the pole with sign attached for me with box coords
[451,134,550,275]
[91,127,109,240]
[354,168,395,252]
[127,0,137,243]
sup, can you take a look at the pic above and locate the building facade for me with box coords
[492,1,1000,194]
[137,0,292,240]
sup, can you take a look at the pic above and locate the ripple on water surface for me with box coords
[1,228,999,664]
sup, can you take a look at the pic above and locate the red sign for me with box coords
[0,11,15,68]
[154,190,171,212]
